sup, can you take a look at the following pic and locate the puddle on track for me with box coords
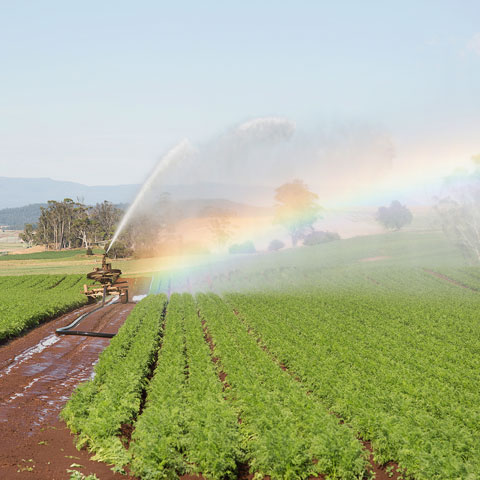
[0,303,133,435]
[0,334,61,379]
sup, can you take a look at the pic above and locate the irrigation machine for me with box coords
[56,254,128,338]
[84,254,129,305]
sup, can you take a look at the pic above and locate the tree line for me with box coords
[20,199,123,251]
[18,164,480,263]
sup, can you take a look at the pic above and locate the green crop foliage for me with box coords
[61,260,480,479]
[130,293,241,480]
[61,294,167,467]
[0,248,104,261]
[225,269,480,480]
[0,274,88,341]
[196,293,366,480]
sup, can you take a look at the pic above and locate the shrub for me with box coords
[229,241,256,254]
[86,247,94,256]
[268,239,285,251]
[303,231,340,246]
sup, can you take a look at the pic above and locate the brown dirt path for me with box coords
[0,278,148,480]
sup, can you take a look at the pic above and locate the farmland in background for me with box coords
[0,230,23,253]
[146,230,469,295]
[0,248,104,262]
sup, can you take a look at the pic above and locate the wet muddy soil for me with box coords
[0,279,148,480]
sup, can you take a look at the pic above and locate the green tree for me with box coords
[20,224,35,246]
[119,193,178,257]
[36,199,79,249]
[376,201,413,231]
[205,207,233,248]
[268,239,285,251]
[274,179,322,246]
[31,199,123,250]
[90,201,123,243]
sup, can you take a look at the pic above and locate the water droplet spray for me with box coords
[106,139,194,254]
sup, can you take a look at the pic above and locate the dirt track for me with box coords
[0,279,148,480]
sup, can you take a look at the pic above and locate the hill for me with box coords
[0,177,138,209]
[0,177,274,209]
[0,204,46,229]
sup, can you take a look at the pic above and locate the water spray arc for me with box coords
[235,117,295,142]
[106,139,194,254]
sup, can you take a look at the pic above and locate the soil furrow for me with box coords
[423,268,478,291]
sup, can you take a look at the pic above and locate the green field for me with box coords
[147,230,470,295]
[0,230,23,253]
[0,274,89,342]
[0,248,104,261]
[60,228,480,480]
[3,228,480,478]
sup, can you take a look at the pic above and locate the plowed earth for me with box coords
[0,278,148,480]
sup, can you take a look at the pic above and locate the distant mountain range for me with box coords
[0,177,274,209]
[0,204,46,229]
[0,177,138,209]
[0,177,275,229]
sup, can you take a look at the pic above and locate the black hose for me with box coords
[56,297,119,338]
[58,330,116,338]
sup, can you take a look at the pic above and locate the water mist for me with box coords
[107,139,194,253]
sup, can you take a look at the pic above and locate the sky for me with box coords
[0,0,479,187]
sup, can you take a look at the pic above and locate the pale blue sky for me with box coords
[1,0,479,185]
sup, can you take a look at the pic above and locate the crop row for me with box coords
[64,293,369,479]
[0,274,88,341]
[65,293,241,479]
[61,294,167,467]
[431,266,480,291]
[130,293,240,479]
[196,293,366,479]
[227,283,480,480]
